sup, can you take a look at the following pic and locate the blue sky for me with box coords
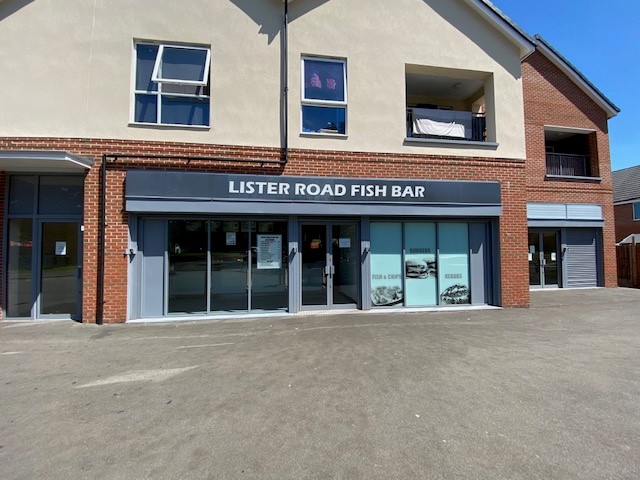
[491,0,639,171]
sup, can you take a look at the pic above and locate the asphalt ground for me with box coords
[1,288,639,479]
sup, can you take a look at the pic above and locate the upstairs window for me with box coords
[634,202,640,221]
[301,57,347,135]
[134,42,211,127]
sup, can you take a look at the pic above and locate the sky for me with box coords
[490,0,639,171]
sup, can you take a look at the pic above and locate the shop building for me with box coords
[522,36,619,290]
[0,0,618,323]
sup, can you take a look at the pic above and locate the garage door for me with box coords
[565,229,599,288]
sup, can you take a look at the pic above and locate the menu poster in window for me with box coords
[404,223,437,306]
[55,241,67,256]
[370,223,404,307]
[257,234,282,270]
[438,223,470,305]
[226,232,236,246]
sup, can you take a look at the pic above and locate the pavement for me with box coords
[1,288,640,480]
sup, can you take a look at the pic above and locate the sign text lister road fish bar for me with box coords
[229,179,426,199]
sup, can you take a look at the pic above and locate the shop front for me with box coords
[125,171,502,320]
[527,203,604,289]
[1,151,93,321]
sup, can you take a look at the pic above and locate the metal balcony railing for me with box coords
[545,153,590,177]
[406,109,486,142]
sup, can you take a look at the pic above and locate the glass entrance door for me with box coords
[39,221,81,318]
[528,231,560,288]
[301,223,359,309]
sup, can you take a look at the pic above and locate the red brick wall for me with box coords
[0,137,530,321]
[522,50,617,287]
[615,203,640,242]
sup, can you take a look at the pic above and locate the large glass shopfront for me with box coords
[142,219,289,316]
[370,222,471,307]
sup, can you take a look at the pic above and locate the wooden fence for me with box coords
[617,243,640,288]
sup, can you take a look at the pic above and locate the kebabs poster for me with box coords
[437,223,470,305]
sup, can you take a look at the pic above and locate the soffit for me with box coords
[0,150,94,172]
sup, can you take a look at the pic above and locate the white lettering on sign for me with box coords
[229,181,291,196]
[391,185,426,198]
[229,180,427,199]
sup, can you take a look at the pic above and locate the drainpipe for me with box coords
[96,153,107,324]
[283,0,289,164]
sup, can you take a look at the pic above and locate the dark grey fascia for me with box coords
[126,199,502,217]
[528,219,604,228]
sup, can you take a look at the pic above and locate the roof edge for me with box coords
[462,0,535,59]
[533,35,620,119]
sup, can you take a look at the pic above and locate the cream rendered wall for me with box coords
[0,0,527,159]
[288,0,526,159]
[0,0,282,147]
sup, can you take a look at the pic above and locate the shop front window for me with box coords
[437,223,470,305]
[370,221,471,307]
[370,223,404,307]
[168,220,208,314]
[161,219,288,315]
[404,223,438,306]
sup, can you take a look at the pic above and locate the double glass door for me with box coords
[528,231,560,288]
[6,219,81,319]
[301,223,359,309]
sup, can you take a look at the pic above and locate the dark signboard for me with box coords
[126,171,501,206]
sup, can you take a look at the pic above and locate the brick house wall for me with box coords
[615,203,640,242]
[0,137,530,322]
[522,50,617,288]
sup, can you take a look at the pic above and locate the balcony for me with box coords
[546,153,590,178]
[544,127,599,180]
[407,108,486,142]
[404,65,495,147]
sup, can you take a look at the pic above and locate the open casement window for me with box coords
[301,57,347,135]
[151,45,211,86]
[134,42,211,127]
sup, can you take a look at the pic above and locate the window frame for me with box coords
[132,41,211,128]
[300,56,348,136]
[633,202,640,221]
[151,44,211,86]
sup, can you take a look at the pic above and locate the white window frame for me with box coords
[301,56,348,136]
[633,201,640,221]
[151,44,211,86]
[132,41,211,128]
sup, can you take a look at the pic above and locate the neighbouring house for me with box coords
[613,165,640,243]
[613,165,640,287]
[0,0,619,323]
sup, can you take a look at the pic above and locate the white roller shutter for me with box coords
[565,229,598,288]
